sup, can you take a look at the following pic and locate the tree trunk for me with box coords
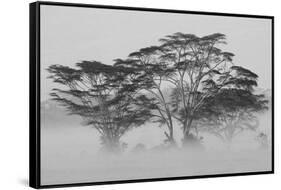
[182,118,203,149]
[101,135,122,154]
[183,118,193,142]
[164,129,176,146]
[163,113,177,146]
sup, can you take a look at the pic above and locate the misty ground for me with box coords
[41,148,271,185]
[40,97,272,185]
[41,122,271,185]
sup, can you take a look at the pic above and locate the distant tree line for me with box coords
[47,32,268,153]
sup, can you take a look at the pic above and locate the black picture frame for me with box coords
[29,1,274,189]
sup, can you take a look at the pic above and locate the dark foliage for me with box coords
[47,61,152,152]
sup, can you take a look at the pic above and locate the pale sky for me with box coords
[40,5,272,101]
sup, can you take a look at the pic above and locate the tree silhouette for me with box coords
[114,46,178,145]
[156,33,239,143]
[195,66,268,146]
[47,61,152,153]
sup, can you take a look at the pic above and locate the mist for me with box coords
[41,102,272,185]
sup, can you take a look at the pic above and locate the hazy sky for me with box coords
[40,5,272,101]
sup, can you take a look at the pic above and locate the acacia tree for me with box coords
[195,66,268,146]
[116,32,263,146]
[114,46,179,145]
[155,33,236,143]
[198,89,267,146]
[47,61,152,153]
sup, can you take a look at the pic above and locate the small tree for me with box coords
[47,61,152,153]
[196,66,268,146]
[256,132,269,149]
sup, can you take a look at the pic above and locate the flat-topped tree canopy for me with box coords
[47,60,153,152]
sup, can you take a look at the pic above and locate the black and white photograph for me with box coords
[30,2,273,188]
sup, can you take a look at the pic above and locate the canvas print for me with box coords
[38,3,273,186]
